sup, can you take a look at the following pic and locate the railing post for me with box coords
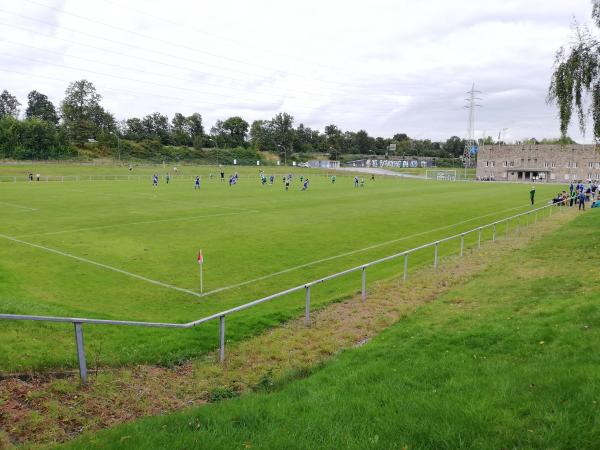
[305,285,311,326]
[492,224,496,241]
[477,227,482,249]
[434,242,439,268]
[403,254,408,280]
[361,267,367,301]
[219,315,225,362]
[73,322,87,384]
[460,234,464,256]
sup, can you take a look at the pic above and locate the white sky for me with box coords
[0,0,594,142]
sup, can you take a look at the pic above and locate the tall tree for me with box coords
[548,0,600,140]
[221,116,249,148]
[270,112,294,157]
[60,80,104,145]
[0,90,21,119]
[324,124,342,159]
[25,90,59,124]
[171,112,192,146]
[142,112,170,144]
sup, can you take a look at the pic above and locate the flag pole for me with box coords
[200,260,203,293]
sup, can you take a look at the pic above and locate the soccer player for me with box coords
[302,178,309,190]
[269,175,274,184]
[371,174,375,181]
[331,175,336,184]
[354,176,359,187]
[152,173,158,187]
[529,186,535,205]
[166,173,170,184]
[285,178,290,191]
[360,178,365,188]
[194,176,200,190]
[220,169,225,182]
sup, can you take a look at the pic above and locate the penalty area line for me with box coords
[0,201,38,211]
[0,233,204,300]
[17,210,258,238]
[199,202,534,297]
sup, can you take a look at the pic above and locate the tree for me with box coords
[221,116,249,148]
[60,80,104,145]
[188,113,204,147]
[250,119,274,151]
[324,124,342,159]
[270,112,294,156]
[25,90,58,124]
[171,112,192,146]
[142,112,170,144]
[353,129,374,154]
[548,0,600,140]
[0,90,21,119]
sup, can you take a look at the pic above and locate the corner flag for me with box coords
[197,250,204,293]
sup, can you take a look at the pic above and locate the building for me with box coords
[476,144,600,183]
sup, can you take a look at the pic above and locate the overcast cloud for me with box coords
[0,0,594,142]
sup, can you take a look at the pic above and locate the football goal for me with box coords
[426,169,457,181]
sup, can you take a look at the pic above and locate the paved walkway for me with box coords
[337,167,426,179]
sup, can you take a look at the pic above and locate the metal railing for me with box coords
[0,202,565,383]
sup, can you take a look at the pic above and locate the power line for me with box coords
[8,3,397,94]
[1,39,395,103]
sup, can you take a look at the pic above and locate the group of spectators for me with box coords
[552,182,600,210]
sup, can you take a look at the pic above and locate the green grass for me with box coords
[0,164,562,372]
[60,210,600,450]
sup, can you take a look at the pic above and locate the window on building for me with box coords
[551,161,556,168]
[589,162,594,168]
[544,161,549,168]
[485,161,489,167]
[510,161,514,167]
[574,162,578,168]
[503,161,508,167]
[491,161,495,167]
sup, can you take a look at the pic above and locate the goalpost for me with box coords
[426,169,457,181]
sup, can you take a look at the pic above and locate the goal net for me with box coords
[426,170,457,181]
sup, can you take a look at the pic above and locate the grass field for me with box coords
[61,210,600,450]
[0,164,562,372]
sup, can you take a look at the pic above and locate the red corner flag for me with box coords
[197,250,204,265]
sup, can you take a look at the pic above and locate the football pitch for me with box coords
[0,165,561,372]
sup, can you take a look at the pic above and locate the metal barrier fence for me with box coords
[0,202,565,383]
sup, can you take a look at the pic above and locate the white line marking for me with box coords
[0,201,38,211]
[198,202,532,297]
[0,233,204,299]
[17,210,258,238]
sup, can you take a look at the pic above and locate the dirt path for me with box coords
[0,210,576,448]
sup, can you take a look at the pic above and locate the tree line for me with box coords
[0,79,566,162]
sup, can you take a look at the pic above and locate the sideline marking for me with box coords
[0,233,204,299]
[17,210,258,238]
[0,201,38,211]
[198,202,533,297]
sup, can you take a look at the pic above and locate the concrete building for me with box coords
[476,144,600,183]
